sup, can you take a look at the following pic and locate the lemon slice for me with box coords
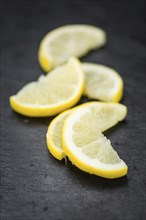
[63,102,128,179]
[10,57,84,117]
[82,63,123,102]
[38,24,106,72]
[47,102,127,162]
[46,108,74,160]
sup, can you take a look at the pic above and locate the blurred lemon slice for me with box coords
[38,24,106,72]
[82,63,123,102]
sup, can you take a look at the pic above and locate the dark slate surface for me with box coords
[0,1,146,220]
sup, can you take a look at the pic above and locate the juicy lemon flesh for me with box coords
[72,113,121,164]
[16,65,78,105]
[84,70,115,101]
[73,103,127,133]
[52,117,67,149]
[49,31,103,66]
[16,82,75,105]
[82,63,123,102]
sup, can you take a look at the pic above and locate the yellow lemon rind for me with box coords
[38,47,54,72]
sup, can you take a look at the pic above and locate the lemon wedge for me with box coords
[82,63,123,102]
[10,57,84,117]
[38,24,106,72]
[63,102,128,179]
[46,108,74,160]
[47,102,127,163]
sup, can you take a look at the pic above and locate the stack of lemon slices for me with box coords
[46,102,128,179]
[10,24,128,179]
